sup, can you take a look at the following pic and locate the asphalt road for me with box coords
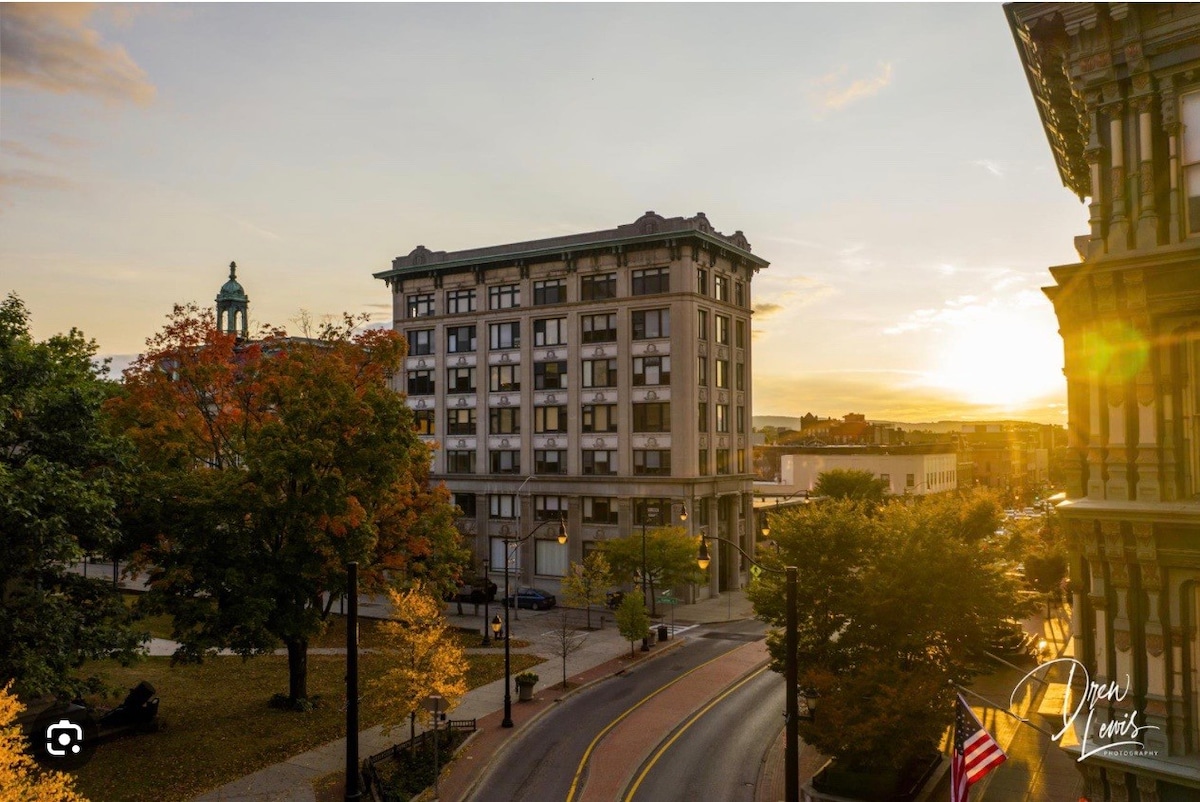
[465,620,767,802]
[625,665,785,802]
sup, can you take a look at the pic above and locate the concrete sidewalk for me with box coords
[190,589,758,801]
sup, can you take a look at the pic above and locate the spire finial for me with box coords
[229,261,237,280]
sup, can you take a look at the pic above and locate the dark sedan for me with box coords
[501,587,557,610]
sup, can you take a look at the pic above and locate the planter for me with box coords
[516,680,535,702]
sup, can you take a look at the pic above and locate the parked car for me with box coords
[986,620,1039,660]
[502,587,557,610]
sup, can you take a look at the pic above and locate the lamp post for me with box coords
[501,516,567,728]
[698,533,799,802]
[638,500,688,651]
[481,558,492,646]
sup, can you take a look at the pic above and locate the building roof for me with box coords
[216,261,248,303]
[373,211,768,282]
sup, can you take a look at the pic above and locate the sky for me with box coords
[0,2,1088,425]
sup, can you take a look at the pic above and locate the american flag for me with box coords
[952,693,1006,802]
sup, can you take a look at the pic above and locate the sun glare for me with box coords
[930,308,1063,409]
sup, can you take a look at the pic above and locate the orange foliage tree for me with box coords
[107,306,468,705]
[0,682,87,802]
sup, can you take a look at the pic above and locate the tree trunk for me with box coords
[285,636,309,702]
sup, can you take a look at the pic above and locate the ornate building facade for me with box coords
[373,212,768,599]
[1008,4,1200,799]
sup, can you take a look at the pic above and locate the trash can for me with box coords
[658,625,669,642]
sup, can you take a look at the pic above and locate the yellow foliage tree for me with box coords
[371,584,468,737]
[0,683,88,802]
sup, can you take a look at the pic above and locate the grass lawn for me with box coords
[71,641,541,801]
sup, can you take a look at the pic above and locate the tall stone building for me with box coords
[373,212,768,600]
[1007,4,1200,799]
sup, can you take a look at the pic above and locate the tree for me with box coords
[108,305,469,705]
[0,682,88,801]
[614,592,649,658]
[812,469,889,502]
[600,527,703,615]
[560,553,613,630]
[371,583,467,737]
[0,294,143,700]
[746,490,1025,773]
[541,608,588,689]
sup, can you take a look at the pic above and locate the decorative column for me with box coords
[1161,80,1183,243]
[705,495,720,599]
[1135,523,1169,753]
[1084,95,1108,258]
[1134,87,1160,248]
[1107,101,1130,252]
[1102,521,1133,736]
[1084,527,1110,680]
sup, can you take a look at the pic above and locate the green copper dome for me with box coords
[216,261,248,302]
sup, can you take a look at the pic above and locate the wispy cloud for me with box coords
[971,159,1005,177]
[754,302,784,320]
[811,62,893,112]
[0,168,76,191]
[0,4,155,105]
[228,216,282,242]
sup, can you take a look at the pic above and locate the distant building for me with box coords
[778,444,958,497]
[957,422,1059,496]
[1009,3,1200,799]
[373,212,768,599]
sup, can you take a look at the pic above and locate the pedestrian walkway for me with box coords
[190,588,758,801]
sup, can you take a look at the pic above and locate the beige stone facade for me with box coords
[1008,4,1200,799]
[373,212,768,600]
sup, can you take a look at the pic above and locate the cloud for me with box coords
[0,168,76,191]
[754,302,784,320]
[811,62,893,112]
[972,159,1005,177]
[0,4,155,104]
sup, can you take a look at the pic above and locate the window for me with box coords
[1184,92,1200,234]
[735,320,746,349]
[446,450,476,473]
[632,267,669,295]
[446,288,476,314]
[406,293,434,318]
[533,279,566,305]
[698,449,710,476]
[446,367,476,394]
[716,449,730,475]
[880,473,891,485]
[582,404,617,433]
[714,275,729,302]
[534,449,566,474]
[533,318,566,347]
[736,362,745,391]
[737,449,746,473]
[632,308,670,340]
[489,283,520,310]
[453,492,476,517]
[407,370,434,395]
[581,449,616,475]
[535,495,566,521]
[447,408,476,435]
[698,402,708,433]
[633,498,672,524]
[581,313,617,343]
[697,309,708,340]
[715,314,730,344]
[583,358,617,388]
[489,407,520,434]
[534,405,567,433]
[490,537,520,572]
[489,494,517,519]
[736,406,745,434]
[696,500,710,526]
[489,321,520,350]
[413,409,434,435]
[535,539,568,577]
[634,449,672,475]
[581,273,616,300]
[489,365,520,392]
[735,282,745,307]
[697,357,708,387]
[490,450,520,474]
[696,267,708,295]
[632,355,671,386]
[534,360,567,390]
[906,474,915,488]
[633,402,670,432]
[715,404,729,433]
[582,497,619,525]
[715,359,730,389]
[447,325,477,353]
[407,329,433,355]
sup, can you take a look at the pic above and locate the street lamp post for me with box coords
[698,533,799,802]
[501,516,567,728]
[481,558,491,646]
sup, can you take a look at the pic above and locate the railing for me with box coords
[361,718,477,801]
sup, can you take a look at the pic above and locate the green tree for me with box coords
[614,592,649,658]
[560,552,613,630]
[109,306,469,705]
[0,294,142,700]
[600,527,702,615]
[746,490,1025,773]
[812,469,889,502]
